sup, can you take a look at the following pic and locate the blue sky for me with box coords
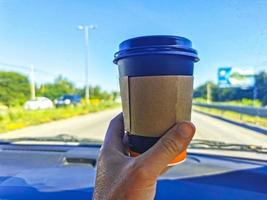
[0,0,267,91]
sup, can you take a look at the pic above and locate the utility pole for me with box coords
[78,24,97,104]
[30,65,36,100]
[253,86,257,107]
[207,82,212,104]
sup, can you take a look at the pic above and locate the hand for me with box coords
[93,113,195,200]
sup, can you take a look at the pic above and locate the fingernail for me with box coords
[178,122,195,138]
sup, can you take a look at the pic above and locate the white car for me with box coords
[24,97,54,110]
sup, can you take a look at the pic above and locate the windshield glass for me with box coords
[0,0,267,158]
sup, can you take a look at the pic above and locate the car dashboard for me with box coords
[0,144,266,200]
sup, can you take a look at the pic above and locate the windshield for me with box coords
[0,0,267,159]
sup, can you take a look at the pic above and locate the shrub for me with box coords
[0,101,120,133]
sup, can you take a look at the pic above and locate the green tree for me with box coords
[111,91,120,101]
[89,85,102,99]
[0,71,31,107]
[194,71,267,105]
[78,85,115,100]
[37,75,76,100]
[193,82,210,99]
[100,91,112,100]
[256,71,267,106]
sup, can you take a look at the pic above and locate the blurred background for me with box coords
[0,0,266,148]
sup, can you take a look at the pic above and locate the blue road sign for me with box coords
[218,67,255,89]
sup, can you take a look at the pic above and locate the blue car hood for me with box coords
[0,146,266,200]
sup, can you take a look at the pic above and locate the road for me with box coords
[0,108,267,147]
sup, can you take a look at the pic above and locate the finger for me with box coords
[103,113,125,153]
[139,121,195,175]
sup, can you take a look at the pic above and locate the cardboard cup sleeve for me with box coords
[120,75,193,165]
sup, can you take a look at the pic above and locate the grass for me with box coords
[193,105,267,128]
[0,101,121,133]
[193,98,262,107]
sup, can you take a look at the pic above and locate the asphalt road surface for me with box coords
[0,108,267,148]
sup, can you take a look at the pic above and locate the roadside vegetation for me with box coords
[193,71,267,127]
[0,71,120,107]
[0,101,120,133]
[193,71,267,107]
[193,98,262,107]
[193,105,267,128]
[0,71,121,133]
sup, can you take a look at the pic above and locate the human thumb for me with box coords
[140,121,195,175]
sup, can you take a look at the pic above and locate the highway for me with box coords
[0,108,267,148]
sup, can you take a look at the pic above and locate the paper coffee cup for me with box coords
[114,35,199,165]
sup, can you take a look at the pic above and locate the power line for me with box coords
[0,61,86,85]
[0,62,64,82]
[0,61,53,75]
[0,62,29,71]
